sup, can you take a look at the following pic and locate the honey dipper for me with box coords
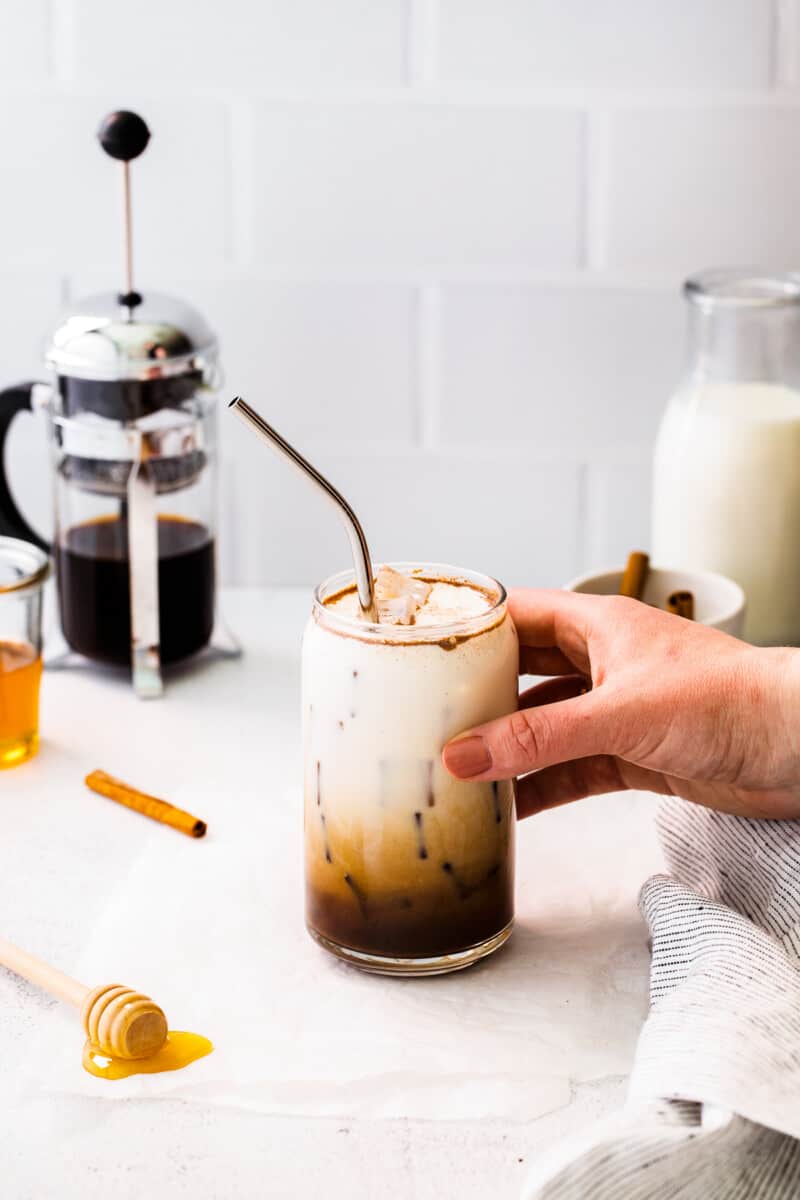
[0,936,167,1059]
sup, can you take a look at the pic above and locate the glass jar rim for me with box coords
[313,562,508,643]
[685,269,800,311]
[0,537,50,595]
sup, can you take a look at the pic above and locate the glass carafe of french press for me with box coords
[0,111,226,698]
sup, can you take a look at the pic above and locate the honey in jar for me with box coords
[0,641,42,768]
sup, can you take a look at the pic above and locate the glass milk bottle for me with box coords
[652,270,800,646]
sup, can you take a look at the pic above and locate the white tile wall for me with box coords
[0,1,49,79]
[0,271,62,383]
[584,457,652,571]
[0,94,229,274]
[177,278,419,447]
[65,0,410,88]
[250,104,583,269]
[0,0,794,589]
[439,284,683,450]
[605,105,800,274]
[437,0,773,89]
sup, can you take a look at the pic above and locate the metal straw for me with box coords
[228,397,376,620]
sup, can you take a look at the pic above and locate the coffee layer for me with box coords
[306,869,513,958]
[305,776,515,958]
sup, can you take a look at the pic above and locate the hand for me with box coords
[442,589,800,820]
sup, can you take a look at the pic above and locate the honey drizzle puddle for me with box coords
[82,1031,213,1080]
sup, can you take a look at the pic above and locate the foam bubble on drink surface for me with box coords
[331,565,493,626]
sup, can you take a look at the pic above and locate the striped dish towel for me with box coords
[523,796,800,1198]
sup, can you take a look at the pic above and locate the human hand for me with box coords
[442,589,800,820]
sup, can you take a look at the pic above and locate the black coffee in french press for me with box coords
[0,111,224,697]
[56,501,215,670]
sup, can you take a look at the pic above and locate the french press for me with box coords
[0,111,226,698]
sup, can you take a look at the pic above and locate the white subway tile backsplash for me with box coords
[437,0,773,89]
[0,95,229,274]
[66,0,410,88]
[251,104,583,269]
[0,5,796,587]
[0,271,62,383]
[220,428,581,588]
[440,284,683,450]
[583,458,652,572]
[776,0,800,88]
[0,1,49,80]
[183,279,418,446]
[605,106,800,273]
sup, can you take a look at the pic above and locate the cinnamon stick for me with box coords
[620,551,650,600]
[85,770,207,839]
[666,590,695,621]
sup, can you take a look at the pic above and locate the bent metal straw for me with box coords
[228,396,377,621]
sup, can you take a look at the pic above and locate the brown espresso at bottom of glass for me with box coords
[305,780,515,961]
[56,515,215,666]
[306,872,514,959]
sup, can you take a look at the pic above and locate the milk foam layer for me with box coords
[329,576,494,628]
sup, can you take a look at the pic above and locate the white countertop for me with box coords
[0,588,663,1199]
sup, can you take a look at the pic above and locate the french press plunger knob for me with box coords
[97,110,151,161]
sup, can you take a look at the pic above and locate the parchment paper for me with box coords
[21,780,657,1122]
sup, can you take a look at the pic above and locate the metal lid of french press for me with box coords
[46,290,218,383]
[45,111,218,419]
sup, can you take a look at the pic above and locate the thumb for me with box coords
[442,690,621,781]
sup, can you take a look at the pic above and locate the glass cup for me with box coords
[0,538,50,769]
[302,562,519,976]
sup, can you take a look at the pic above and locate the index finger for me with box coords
[508,588,592,675]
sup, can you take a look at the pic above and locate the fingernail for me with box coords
[443,735,492,779]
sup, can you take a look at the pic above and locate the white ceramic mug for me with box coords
[565,564,746,638]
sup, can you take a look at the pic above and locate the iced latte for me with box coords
[303,563,518,975]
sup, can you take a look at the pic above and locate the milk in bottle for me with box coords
[652,271,800,646]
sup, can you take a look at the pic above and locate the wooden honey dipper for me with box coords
[0,936,167,1060]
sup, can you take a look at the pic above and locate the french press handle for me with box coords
[0,384,49,551]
